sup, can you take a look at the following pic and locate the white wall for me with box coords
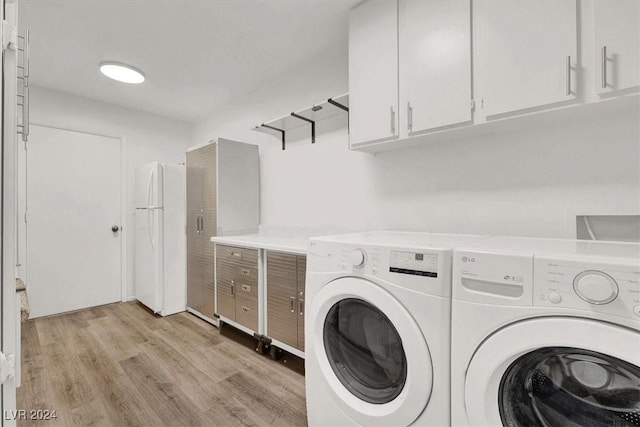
[21,86,192,299]
[193,66,640,239]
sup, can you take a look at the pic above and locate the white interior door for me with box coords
[26,125,121,318]
[2,0,18,421]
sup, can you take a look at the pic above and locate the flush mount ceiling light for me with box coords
[99,62,145,84]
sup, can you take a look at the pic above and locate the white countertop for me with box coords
[210,233,310,255]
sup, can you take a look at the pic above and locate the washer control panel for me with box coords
[307,240,451,298]
[348,249,366,268]
[573,270,618,304]
[535,257,640,320]
[389,250,439,278]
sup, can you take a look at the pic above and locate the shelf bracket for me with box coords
[290,112,316,144]
[261,124,286,150]
[327,97,349,112]
[328,97,349,128]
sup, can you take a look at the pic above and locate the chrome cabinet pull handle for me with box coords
[231,281,235,297]
[566,56,571,96]
[601,46,607,89]
[241,284,251,293]
[390,106,396,135]
[298,299,304,316]
[241,306,250,313]
[290,296,295,313]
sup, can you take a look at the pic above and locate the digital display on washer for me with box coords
[389,250,438,277]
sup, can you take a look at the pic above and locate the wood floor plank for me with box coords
[70,399,112,427]
[71,325,164,427]
[138,334,231,412]
[36,318,96,410]
[120,353,212,426]
[218,371,307,427]
[17,302,307,427]
[204,395,265,427]
[20,320,41,360]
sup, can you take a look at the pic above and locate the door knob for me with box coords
[112,225,120,232]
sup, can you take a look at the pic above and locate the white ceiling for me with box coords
[18,0,358,122]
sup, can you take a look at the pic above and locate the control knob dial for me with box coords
[349,249,366,268]
[573,270,618,305]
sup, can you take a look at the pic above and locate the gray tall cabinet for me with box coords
[186,139,259,324]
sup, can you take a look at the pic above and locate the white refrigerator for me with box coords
[135,162,186,316]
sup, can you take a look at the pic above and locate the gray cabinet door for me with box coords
[296,256,306,351]
[215,259,236,321]
[266,252,298,348]
[186,149,204,313]
[200,144,217,318]
[186,144,217,318]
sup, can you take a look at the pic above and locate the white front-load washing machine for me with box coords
[305,231,486,427]
[451,236,640,427]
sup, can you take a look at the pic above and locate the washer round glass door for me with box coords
[308,277,433,426]
[499,347,640,427]
[463,317,640,426]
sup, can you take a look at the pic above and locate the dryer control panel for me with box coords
[534,257,640,320]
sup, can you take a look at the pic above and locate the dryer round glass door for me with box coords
[499,347,640,427]
[308,277,433,426]
[463,317,640,427]
[323,298,407,404]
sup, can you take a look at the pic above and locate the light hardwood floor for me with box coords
[17,302,307,427]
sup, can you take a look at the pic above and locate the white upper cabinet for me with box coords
[475,0,578,118]
[349,0,398,146]
[594,0,640,95]
[399,0,472,135]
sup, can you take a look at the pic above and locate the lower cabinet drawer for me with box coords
[235,294,258,332]
[216,245,259,267]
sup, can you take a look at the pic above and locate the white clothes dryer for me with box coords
[305,231,486,427]
[451,236,640,427]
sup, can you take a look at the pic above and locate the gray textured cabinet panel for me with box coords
[186,144,216,319]
[235,293,259,332]
[214,245,259,332]
[215,259,236,321]
[296,256,306,352]
[266,251,307,351]
[186,140,259,323]
[266,253,298,348]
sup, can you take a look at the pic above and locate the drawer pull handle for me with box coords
[240,269,250,275]
[298,299,304,316]
[229,251,241,257]
[241,306,250,313]
[241,284,251,293]
[231,283,235,297]
[290,296,295,313]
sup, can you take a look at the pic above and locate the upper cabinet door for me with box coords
[475,0,577,118]
[349,0,398,146]
[594,1,640,95]
[399,0,471,135]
